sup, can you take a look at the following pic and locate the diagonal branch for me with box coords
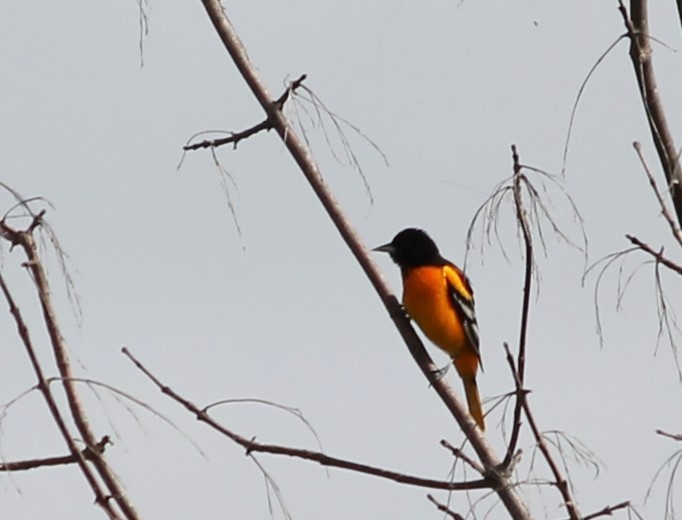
[618,0,682,227]
[183,119,272,150]
[625,234,682,275]
[183,74,307,151]
[122,348,492,491]
[632,141,682,248]
[197,2,531,518]
[0,266,121,520]
[581,500,632,520]
[0,215,139,520]
[427,494,465,519]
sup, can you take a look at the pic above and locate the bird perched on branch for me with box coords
[374,228,484,431]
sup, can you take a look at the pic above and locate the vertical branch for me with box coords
[619,0,682,227]
[503,145,533,468]
[0,218,141,520]
[499,147,582,520]
[198,2,531,518]
[512,146,533,391]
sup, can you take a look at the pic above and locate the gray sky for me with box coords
[1,1,681,518]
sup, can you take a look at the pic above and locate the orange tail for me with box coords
[462,377,485,431]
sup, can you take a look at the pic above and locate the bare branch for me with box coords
[504,146,535,471]
[183,74,308,151]
[440,440,485,475]
[123,347,492,491]
[618,0,682,227]
[427,494,465,520]
[0,216,139,520]
[632,142,682,248]
[581,500,632,520]
[0,267,121,519]
[657,430,682,441]
[625,234,682,276]
[183,119,273,151]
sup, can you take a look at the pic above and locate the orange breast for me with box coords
[402,266,468,358]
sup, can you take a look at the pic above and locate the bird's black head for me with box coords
[373,228,443,268]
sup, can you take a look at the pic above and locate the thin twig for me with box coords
[625,234,682,275]
[183,119,272,150]
[440,440,485,475]
[657,430,682,441]
[427,494,465,519]
[581,500,632,520]
[562,34,627,176]
[183,74,308,151]
[632,142,682,247]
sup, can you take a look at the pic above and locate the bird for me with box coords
[373,228,484,430]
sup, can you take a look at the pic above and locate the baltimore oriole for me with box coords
[374,228,485,430]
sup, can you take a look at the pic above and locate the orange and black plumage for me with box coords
[374,228,484,430]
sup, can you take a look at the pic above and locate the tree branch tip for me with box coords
[656,429,682,441]
[582,500,631,520]
[427,493,465,519]
[274,73,309,109]
[30,209,47,229]
[291,73,307,87]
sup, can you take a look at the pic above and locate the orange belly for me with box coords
[402,266,468,358]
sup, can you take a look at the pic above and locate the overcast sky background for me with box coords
[1,1,681,518]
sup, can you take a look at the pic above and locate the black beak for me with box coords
[372,242,395,254]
